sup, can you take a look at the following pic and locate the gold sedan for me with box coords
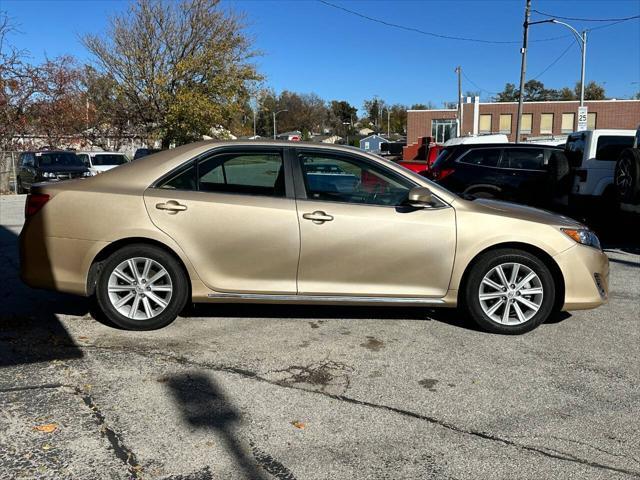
[19,142,609,334]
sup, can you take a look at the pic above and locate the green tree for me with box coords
[83,0,262,147]
[558,87,576,100]
[363,96,386,127]
[495,83,519,102]
[328,100,357,138]
[410,102,436,110]
[578,81,606,100]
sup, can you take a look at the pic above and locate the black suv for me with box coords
[17,151,90,193]
[425,143,571,207]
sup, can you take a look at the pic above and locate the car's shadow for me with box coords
[0,225,85,367]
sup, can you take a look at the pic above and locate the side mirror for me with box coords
[407,186,433,207]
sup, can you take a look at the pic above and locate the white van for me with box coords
[564,129,636,203]
[76,151,130,176]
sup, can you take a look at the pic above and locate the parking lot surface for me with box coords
[1,194,639,479]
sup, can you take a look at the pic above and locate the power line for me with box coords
[587,18,635,32]
[461,70,498,95]
[531,41,576,80]
[317,0,569,45]
[532,9,640,23]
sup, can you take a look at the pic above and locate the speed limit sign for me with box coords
[577,106,588,131]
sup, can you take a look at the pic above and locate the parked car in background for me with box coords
[76,151,130,175]
[133,148,162,160]
[614,126,640,213]
[425,143,571,207]
[16,150,90,193]
[442,134,509,147]
[20,141,608,335]
[564,129,636,208]
[398,137,443,175]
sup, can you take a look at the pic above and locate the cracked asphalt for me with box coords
[1,194,639,479]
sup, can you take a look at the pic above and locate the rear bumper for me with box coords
[19,217,107,296]
[554,244,609,310]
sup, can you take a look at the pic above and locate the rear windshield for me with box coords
[564,134,585,166]
[431,147,457,170]
[36,152,83,167]
[595,135,634,161]
[92,154,128,166]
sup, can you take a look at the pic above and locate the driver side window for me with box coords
[298,152,412,206]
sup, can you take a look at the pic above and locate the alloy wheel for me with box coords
[615,157,632,196]
[478,262,543,325]
[107,257,173,320]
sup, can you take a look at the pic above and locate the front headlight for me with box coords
[42,172,55,178]
[83,171,93,177]
[561,228,601,250]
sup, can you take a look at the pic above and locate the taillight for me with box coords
[432,168,455,181]
[575,169,588,182]
[25,193,50,218]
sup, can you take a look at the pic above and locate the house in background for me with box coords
[359,134,389,154]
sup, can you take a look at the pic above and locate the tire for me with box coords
[95,244,189,330]
[614,148,640,203]
[462,248,555,335]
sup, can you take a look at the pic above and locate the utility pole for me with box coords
[387,109,391,137]
[515,0,531,144]
[273,109,288,139]
[253,108,257,138]
[455,66,462,137]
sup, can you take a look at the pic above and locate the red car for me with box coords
[398,137,442,174]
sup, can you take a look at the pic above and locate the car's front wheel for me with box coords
[463,249,555,334]
[95,244,189,330]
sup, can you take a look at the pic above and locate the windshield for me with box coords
[92,154,128,166]
[36,152,83,167]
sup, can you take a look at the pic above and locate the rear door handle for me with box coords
[156,200,187,214]
[302,211,334,224]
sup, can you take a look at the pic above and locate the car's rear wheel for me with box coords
[463,249,555,334]
[95,244,188,330]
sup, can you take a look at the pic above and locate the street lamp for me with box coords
[273,109,288,139]
[516,10,588,142]
[549,20,587,107]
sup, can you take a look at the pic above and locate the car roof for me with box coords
[449,143,562,150]
[23,150,75,154]
[77,140,458,204]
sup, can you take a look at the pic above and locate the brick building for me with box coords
[407,99,640,145]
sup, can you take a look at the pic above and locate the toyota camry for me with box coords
[19,141,609,334]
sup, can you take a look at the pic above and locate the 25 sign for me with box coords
[577,106,588,131]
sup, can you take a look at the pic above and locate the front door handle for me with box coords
[302,210,334,224]
[156,200,187,214]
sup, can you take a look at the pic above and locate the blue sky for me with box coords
[3,0,639,113]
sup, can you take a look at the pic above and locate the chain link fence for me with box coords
[0,152,19,195]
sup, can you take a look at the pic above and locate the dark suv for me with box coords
[425,143,571,207]
[17,151,90,193]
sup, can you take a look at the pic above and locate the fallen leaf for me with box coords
[77,336,89,341]
[34,423,58,433]
[291,421,305,430]
[42,444,52,450]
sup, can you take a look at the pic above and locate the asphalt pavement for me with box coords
[1,194,639,480]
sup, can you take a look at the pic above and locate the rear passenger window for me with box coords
[595,136,634,161]
[158,151,285,197]
[458,149,501,167]
[502,148,545,170]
